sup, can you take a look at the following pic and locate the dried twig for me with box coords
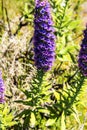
[14,16,28,36]
[1,0,4,22]
[5,7,12,36]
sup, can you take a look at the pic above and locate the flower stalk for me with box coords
[34,0,55,71]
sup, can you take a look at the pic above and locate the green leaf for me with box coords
[61,111,66,130]
[14,99,33,106]
[54,91,60,100]
[68,20,80,30]
[68,51,76,63]
[38,108,50,114]
[3,106,9,116]
[46,118,56,127]
[6,121,17,127]
[30,112,36,128]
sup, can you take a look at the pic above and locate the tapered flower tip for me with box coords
[35,0,47,5]
[78,26,87,76]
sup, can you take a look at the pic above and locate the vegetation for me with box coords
[0,0,87,129]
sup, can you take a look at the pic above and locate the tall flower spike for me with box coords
[0,71,5,103]
[78,26,87,76]
[34,0,55,71]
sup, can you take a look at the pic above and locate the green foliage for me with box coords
[0,104,17,130]
[15,70,52,129]
[21,0,34,26]
[14,70,85,129]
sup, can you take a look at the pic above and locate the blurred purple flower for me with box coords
[34,0,55,71]
[0,71,5,103]
[78,26,87,76]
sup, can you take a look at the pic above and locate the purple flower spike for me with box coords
[78,26,87,76]
[34,0,55,71]
[0,71,5,103]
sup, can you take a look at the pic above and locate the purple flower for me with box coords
[78,26,87,76]
[34,0,55,71]
[0,71,5,103]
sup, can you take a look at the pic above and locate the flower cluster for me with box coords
[34,0,55,71]
[0,71,5,103]
[78,26,87,76]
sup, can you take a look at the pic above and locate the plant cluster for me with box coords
[0,0,87,130]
